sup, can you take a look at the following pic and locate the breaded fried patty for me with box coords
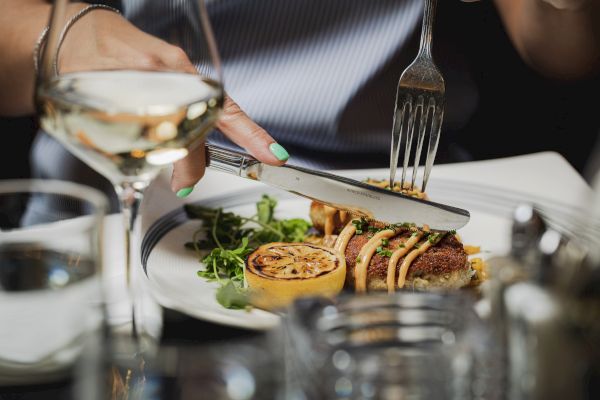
[344,229,471,291]
[312,210,473,291]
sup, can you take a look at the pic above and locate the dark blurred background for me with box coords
[1,0,598,183]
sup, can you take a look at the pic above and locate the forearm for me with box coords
[0,0,85,116]
[0,0,51,116]
[495,0,600,79]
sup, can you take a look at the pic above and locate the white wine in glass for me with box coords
[39,70,222,184]
[35,0,224,347]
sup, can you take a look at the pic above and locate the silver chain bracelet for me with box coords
[33,4,121,77]
[33,26,50,75]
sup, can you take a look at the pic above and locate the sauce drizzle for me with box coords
[333,222,356,255]
[330,216,446,293]
[323,206,338,236]
[354,229,398,293]
[386,231,423,293]
[395,230,443,289]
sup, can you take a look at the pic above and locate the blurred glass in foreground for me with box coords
[0,179,107,386]
[486,133,600,400]
[76,335,283,400]
[284,291,498,400]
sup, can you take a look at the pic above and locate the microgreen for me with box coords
[186,195,311,309]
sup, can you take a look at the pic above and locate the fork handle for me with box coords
[419,0,438,57]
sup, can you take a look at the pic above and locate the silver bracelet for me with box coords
[33,26,50,75]
[33,4,121,77]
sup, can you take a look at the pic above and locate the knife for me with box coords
[205,144,470,231]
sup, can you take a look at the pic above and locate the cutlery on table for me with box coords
[204,144,469,231]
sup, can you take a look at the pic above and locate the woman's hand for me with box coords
[58,8,288,197]
[171,96,289,197]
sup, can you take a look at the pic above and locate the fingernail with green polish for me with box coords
[269,143,289,161]
[176,186,194,198]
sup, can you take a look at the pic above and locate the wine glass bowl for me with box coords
[38,70,223,183]
[34,0,224,345]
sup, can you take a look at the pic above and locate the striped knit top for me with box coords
[33,0,477,197]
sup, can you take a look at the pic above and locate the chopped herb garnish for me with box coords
[398,243,406,248]
[356,255,362,263]
[381,238,389,247]
[428,233,442,244]
[376,247,393,257]
[352,218,368,234]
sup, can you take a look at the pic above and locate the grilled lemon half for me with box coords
[245,242,346,310]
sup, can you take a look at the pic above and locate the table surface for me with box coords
[1,151,593,399]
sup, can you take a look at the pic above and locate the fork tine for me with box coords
[410,95,429,190]
[401,94,417,190]
[389,95,411,189]
[390,0,444,193]
[421,103,444,192]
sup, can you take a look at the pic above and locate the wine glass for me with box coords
[34,0,223,347]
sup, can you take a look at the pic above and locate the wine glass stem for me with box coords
[115,181,147,341]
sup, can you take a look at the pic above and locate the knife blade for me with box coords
[205,144,469,231]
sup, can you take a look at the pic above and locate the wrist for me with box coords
[36,3,121,77]
[33,3,90,74]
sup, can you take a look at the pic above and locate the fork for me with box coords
[389,0,445,193]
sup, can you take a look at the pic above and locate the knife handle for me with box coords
[205,144,259,177]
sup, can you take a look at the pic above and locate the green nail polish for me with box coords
[269,143,289,161]
[176,186,194,198]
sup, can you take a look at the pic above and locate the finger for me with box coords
[216,95,289,165]
[161,45,198,74]
[171,140,206,195]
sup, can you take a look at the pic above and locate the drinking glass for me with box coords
[284,292,499,400]
[0,179,107,386]
[81,336,284,400]
[35,0,224,345]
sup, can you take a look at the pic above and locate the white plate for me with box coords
[142,182,515,331]
[140,153,591,331]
